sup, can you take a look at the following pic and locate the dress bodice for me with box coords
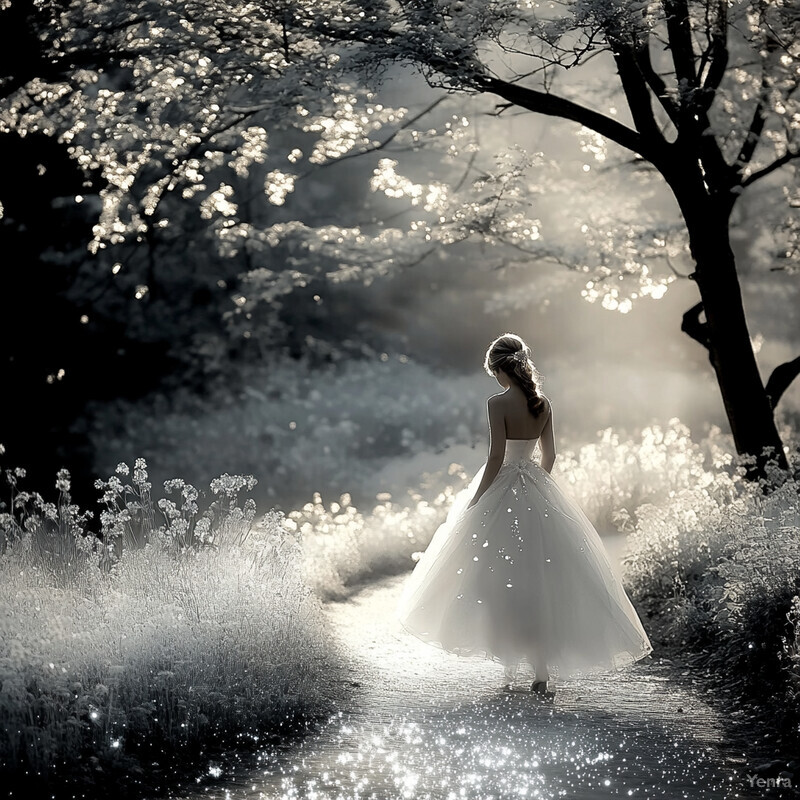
[503,438,538,464]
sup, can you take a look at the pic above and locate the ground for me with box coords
[169,569,796,800]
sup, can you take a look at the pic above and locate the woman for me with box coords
[396,333,653,699]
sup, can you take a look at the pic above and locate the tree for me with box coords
[280,0,800,483]
[0,0,400,499]
[3,0,798,487]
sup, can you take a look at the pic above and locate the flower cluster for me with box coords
[93,459,259,556]
[0,462,338,793]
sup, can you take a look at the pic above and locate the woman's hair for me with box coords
[483,333,547,418]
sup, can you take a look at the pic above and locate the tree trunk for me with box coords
[680,199,789,485]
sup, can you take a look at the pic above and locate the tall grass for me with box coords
[0,459,344,796]
[291,462,470,600]
[292,417,779,599]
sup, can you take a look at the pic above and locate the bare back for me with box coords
[490,390,557,472]
[494,391,551,439]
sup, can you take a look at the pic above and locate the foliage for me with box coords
[0,458,343,795]
[0,0,717,342]
[85,354,488,509]
[622,435,800,743]
[290,462,469,600]
[4,0,800,497]
[9,0,796,300]
[553,418,738,532]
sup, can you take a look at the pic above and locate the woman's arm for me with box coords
[539,397,556,474]
[467,396,506,509]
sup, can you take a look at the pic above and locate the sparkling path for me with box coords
[169,569,782,800]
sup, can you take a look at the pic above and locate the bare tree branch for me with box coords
[663,0,698,88]
[612,45,667,144]
[479,76,659,162]
[734,27,784,173]
[736,101,767,170]
[681,301,710,350]
[698,0,728,105]
[765,354,800,410]
[742,149,800,187]
[635,38,681,126]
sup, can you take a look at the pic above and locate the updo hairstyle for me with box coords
[483,333,547,418]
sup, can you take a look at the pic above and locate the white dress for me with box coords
[396,438,653,678]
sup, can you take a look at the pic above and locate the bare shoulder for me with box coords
[487,392,508,420]
[540,393,553,415]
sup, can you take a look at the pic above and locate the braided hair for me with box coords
[483,333,547,418]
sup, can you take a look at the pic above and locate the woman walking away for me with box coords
[396,333,653,699]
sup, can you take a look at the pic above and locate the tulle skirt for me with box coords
[395,456,653,679]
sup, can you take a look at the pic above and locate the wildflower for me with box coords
[181,484,199,514]
[210,473,250,496]
[100,510,118,531]
[24,514,41,531]
[133,461,150,487]
[181,484,198,502]
[56,469,71,493]
[170,518,189,540]
[115,462,130,476]
[14,467,26,478]
[195,516,212,543]
[158,499,180,519]
[13,492,31,508]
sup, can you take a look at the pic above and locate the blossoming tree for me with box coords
[2,0,799,486]
[275,0,799,480]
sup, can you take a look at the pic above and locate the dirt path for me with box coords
[170,569,789,800]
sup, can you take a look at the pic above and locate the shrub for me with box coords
[621,439,800,746]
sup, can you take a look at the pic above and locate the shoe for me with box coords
[531,680,556,701]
